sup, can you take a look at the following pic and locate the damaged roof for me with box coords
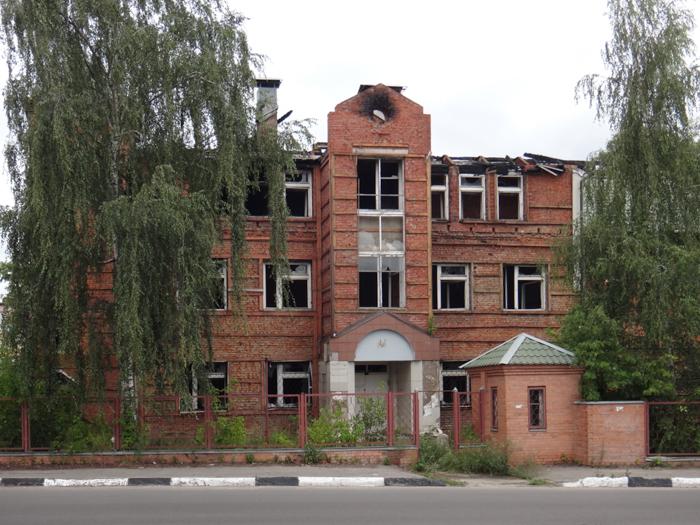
[432,153,585,176]
[460,333,576,369]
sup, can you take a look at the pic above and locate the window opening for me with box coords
[431,173,448,220]
[184,362,228,412]
[265,262,311,309]
[209,259,227,310]
[246,182,268,216]
[503,265,545,310]
[268,362,311,407]
[528,387,546,430]
[459,174,484,220]
[491,387,498,431]
[497,174,522,220]
[285,170,312,217]
[432,264,469,310]
[441,362,469,405]
[357,159,402,211]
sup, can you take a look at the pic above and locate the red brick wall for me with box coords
[431,164,576,363]
[577,401,647,466]
[324,85,432,339]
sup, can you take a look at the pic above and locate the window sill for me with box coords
[358,307,407,311]
[458,218,487,223]
[263,308,314,313]
[529,428,547,432]
[433,308,471,313]
[502,309,549,314]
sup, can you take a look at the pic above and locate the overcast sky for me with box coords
[1,0,699,210]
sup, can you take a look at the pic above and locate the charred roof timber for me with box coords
[432,154,584,176]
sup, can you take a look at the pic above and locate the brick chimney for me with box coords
[255,79,281,129]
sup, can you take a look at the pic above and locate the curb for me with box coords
[0,476,441,488]
[562,476,700,488]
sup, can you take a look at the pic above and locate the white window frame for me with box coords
[270,362,311,408]
[433,264,470,310]
[440,362,470,406]
[431,173,449,220]
[459,174,485,220]
[358,255,405,308]
[183,362,228,413]
[285,170,312,217]
[357,158,404,212]
[503,264,546,311]
[211,259,228,311]
[496,173,523,220]
[264,261,312,310]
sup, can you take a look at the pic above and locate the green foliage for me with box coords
[269,430,295,447]
[52,412,113,453]
[353,396,387,442]
[120,418,149,451]
[415,436,511,476]
[307,406,361,446]
[303,443,323,464]
[245,453,255,464]
[0,0,311,398]
[214,415,246,447]
[561,0,700,400]
[649,404,700,454]
[307,398,386,446]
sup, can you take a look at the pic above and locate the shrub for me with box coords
[303,443,323,464]
[52,413,113,453]
[307,406,362,446]
[269,430,295,447]
[415,435,511,476]
[214,416,246,447]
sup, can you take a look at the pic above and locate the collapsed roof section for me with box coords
[432,153,585,176]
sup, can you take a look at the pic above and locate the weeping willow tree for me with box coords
[0,0,309,398]
[558,0,700,400]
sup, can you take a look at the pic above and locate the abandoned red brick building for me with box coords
[188,81,586,425]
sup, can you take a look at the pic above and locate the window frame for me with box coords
[459,173,485,220]
[285,170,312,218]
[440,362,470,406]
[528,386,546,430]
[433,264,470,311]
[502,264,546,311]
[357,158,404,212]
[491,386,498,431]
[264,261,312,310]
[183,362,228,413]
[496,173,523,221]
[268,361,311,408]
[210,259,228,311]
[358,254,405,308]
[431,172,449,220]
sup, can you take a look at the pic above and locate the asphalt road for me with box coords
[0,487,698,525]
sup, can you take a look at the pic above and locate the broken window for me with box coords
[264,262,311,309]
[285,170,312,217]
[359,255,404,308]
[528,387,546,430]
[208,259,227,310]
[245,181,269,216]
[357,159,402,211]
[441,362,469,405]
[184,362,228,412]
[431,173,448,220]
[432,264,469,310]
[459,174,484,220]
[503,265,545,310]
[268,362,311,407]
[497,174,522,220]
[358,216,404,253]
[491,387,498,431]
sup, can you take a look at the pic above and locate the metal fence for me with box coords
[0,391,481,453]
[647,401,700,456]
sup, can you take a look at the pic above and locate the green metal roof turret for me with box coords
[460,333,575,369]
